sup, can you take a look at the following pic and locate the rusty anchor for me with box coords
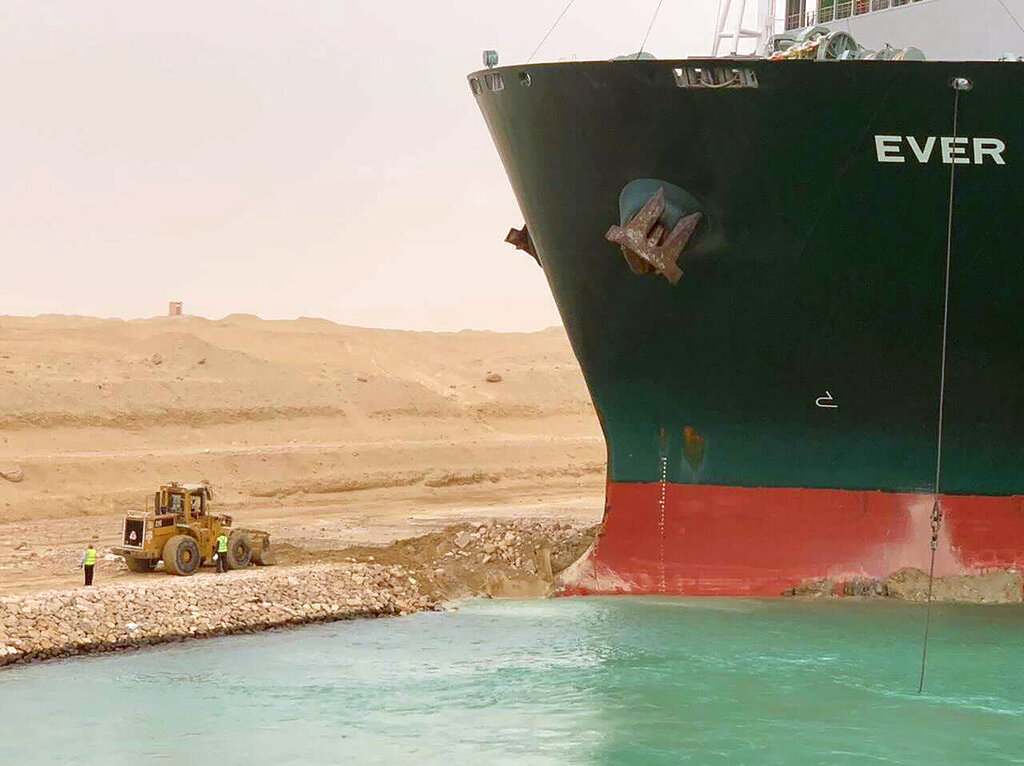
[605,186,702,285]
[505,225,539,265]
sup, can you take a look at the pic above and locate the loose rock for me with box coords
[0,465,24,483]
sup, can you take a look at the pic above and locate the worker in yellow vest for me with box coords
[79,544,97,586]
[216,534,229,574]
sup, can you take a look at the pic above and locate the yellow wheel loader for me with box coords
[111,482,274,575]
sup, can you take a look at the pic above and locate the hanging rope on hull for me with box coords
[917,76,972,695]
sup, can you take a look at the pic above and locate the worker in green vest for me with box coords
[216,534,229,573]
[79,544,97,586]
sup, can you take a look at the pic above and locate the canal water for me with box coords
[1,598,1022,764]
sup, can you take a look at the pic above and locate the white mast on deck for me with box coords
[712,0,775,56]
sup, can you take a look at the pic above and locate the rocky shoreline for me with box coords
[0,518,597,668]
[4,516,1021,669]
[0,562,438,667]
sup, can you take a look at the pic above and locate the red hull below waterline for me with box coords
[561,483,1024,596]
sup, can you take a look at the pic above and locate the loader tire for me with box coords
[226,531,252,570]
[125,557,157,573]
[163,535,201,576]
[252,537,276,566]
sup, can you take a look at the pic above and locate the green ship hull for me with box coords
[472,59,1024,594]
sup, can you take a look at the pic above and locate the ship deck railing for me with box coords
[784,0,925,32]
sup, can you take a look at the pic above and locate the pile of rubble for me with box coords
[345,519,599,600]
[441,519,593,573]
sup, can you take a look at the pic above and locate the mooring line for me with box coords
[636,0,666,60]
[995,0,1024,39]
[526,0,578,64]
[918,79,968,695]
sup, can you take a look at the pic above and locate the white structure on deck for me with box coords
[712,0,1024,60]
[711,0,775,57]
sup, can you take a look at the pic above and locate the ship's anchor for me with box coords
[505,225,540,265]
[605,186,702,285]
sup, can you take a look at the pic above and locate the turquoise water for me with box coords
[1,598,1023,765]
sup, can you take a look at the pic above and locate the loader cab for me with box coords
[155,483,211,524]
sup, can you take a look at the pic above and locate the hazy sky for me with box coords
[1,1,720,330]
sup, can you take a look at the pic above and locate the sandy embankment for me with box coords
[0,314,606,584]
[0,314,606,663]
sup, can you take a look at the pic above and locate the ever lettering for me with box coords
[874,135,1006,165]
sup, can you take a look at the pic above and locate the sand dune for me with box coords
[0,315,592,427]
